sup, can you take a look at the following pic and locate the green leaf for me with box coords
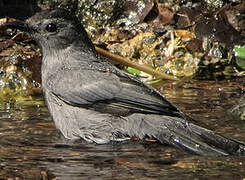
[126,67,141,76]
[234,45,245,59]
[236,58,245,70]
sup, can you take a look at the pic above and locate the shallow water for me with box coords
[0,78,244,180]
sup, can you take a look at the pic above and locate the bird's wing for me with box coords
[47,68,181,117]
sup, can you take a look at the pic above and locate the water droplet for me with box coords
[173,138,180,144]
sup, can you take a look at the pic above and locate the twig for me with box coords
[95,46,178,81]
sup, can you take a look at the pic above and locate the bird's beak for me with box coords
[2,21,33,32]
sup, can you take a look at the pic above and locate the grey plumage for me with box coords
[4,9,245,156]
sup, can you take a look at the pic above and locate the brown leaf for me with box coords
[175,30,195,40]
[149,5,174,26]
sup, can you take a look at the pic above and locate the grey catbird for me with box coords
[4,9,245,156]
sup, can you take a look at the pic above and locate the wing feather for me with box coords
[47,68,181,117]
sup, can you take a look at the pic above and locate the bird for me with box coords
[3,9,245,156]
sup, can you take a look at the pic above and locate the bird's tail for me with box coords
[127,114,245,156]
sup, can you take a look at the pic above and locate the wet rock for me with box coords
[0,64,34,101]
[50,0,119,31]
[120,0,154,25]
[164,51,201,77]
[197,40,235,79]
[0,30,42,102]
[204,0,223,9]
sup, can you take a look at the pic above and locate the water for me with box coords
[0,78,244,179]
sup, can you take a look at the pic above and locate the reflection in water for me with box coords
[0,79,244,179]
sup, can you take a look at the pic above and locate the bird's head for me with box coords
[3,9,95,55]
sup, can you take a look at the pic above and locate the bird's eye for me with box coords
[45,23,57,32]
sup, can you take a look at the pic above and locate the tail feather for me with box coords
[158,127,230,156]
[188,123,245,154]
[128,114,245,156]
[160,118,245,156]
